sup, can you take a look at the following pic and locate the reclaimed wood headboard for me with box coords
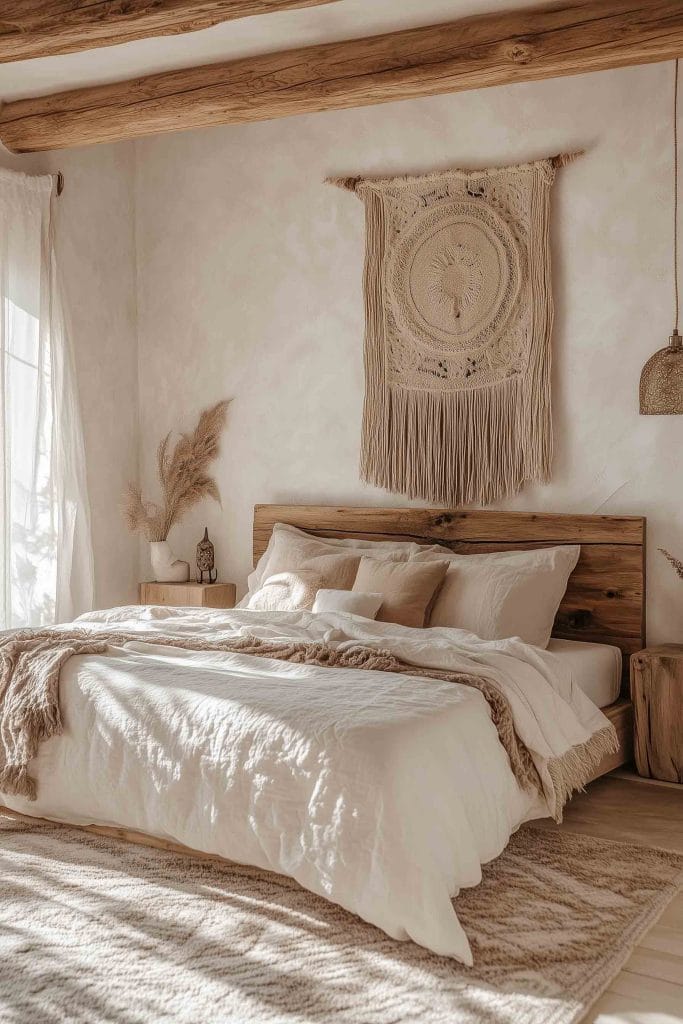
[253,505,646,693]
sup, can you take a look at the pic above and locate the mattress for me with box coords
[545,638,622,708]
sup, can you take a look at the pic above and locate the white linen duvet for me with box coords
[1,605,611,964]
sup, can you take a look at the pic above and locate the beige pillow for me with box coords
[240,522,445,607]
[247,571,322,612]
[312,589,384,619]
[267,546,360,591]
[416,545,580,648]
[352,557,449,628]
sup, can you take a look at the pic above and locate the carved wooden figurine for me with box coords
[196,527,217,583]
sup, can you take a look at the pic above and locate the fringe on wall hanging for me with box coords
[329,153,580,506]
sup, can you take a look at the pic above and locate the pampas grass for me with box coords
[123,401,230,542]
[660,547,683,581]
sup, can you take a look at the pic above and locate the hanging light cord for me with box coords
[675,58,680,333]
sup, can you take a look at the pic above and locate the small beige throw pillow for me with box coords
[312,589,384,619]
[247,571,322,612]
[352,557,449,628]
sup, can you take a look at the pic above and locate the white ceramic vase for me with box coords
[150,541,190,583]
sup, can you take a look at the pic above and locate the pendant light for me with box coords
[640,59,683,415]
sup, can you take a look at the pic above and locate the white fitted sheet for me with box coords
[544,639,622,709]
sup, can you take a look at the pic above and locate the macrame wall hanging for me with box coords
[330,155,577,506]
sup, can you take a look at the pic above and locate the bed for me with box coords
[253,504,643,773]
[0,505,645,964]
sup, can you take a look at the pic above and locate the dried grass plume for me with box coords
[123,400,230,542]
[659,547,683,581]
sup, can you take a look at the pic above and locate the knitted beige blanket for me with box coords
[0,628,615,818]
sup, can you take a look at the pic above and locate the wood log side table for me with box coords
[139,581,236,610]
[630,645,683,784]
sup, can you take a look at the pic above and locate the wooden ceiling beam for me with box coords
[0,0,340,63]
[1,0,683,153]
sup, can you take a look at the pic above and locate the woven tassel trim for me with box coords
[360,380,551,506]
[547,724,620,824]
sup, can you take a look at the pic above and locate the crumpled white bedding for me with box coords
[1,605,611,964]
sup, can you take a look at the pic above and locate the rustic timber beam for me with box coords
[1,0,682,153]
[0,0,340,63]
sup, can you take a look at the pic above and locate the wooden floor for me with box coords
[532,771,683,1022]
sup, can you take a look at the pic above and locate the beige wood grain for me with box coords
[531,774,683,853]
[252,505,646,692]
[586,981,683,1021]
[620,947,683,987]
[254,505,646,550]
[0,1,339,63]
[2,0,683,152]
[585,700,633,783]
[631,646,683,784]
[139,580,236,609]
[639,921,683,958]
[608,961,683,1003]
[659,892,683,930]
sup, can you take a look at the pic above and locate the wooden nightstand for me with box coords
[631,645,683,784]
[139,581,236,610]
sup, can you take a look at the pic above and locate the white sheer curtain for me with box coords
[0,168,93,629]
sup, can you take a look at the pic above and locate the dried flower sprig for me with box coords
[659,547,683,581]
[123,400,230,542]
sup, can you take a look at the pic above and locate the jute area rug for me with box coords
[0,813,680,1024]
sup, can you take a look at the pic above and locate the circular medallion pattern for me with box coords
[387,200,522,355]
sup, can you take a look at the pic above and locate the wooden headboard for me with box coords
[253,505,646,693]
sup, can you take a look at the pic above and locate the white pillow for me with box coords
[416,545,580,648]
[240,523,445,607]
[246,571,322,612]
[312,589,384,619]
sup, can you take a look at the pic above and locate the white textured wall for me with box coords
[0,142,139,610]
[139,64,682,640]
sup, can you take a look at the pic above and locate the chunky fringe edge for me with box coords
[0,764,37,801]
[0,699,64,802]
[547,724,620,824]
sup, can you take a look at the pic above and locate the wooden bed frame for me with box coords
[0,504,645,853]
[254,504,647,780]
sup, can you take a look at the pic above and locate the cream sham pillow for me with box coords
[312,589,384,619]
[352,557,449,628]
[247,571,322,612]
[417,545,580,648]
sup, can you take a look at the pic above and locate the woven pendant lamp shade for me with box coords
[640,330,683,414]
[640,60,683,415]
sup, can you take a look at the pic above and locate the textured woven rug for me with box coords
[0,814,680,1024]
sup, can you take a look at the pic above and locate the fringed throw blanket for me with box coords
[331,156,576,505]
[0,625,615,820]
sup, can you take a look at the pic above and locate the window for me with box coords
[0,169,93,629]
[2,295,56,626]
